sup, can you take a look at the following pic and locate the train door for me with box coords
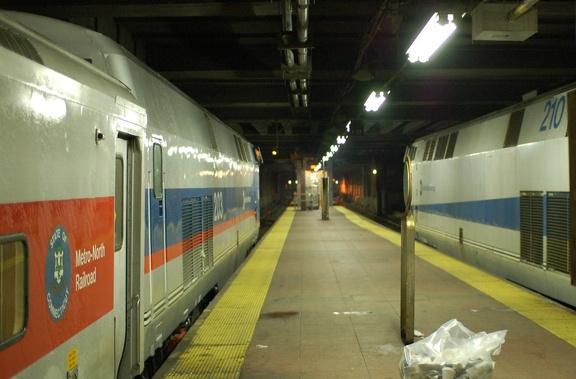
[568,91,576,286]
[115,135,143,378]
[114,138,129,377]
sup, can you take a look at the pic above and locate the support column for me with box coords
[400,156,415,344]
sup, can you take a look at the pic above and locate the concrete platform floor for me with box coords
[158,206,576,379]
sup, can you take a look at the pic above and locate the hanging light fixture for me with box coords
[406,12,457,63]
[364,90,389,112]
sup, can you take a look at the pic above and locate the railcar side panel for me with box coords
[410,86,574,306]
[0,11,260,378]
[0,39,147,378]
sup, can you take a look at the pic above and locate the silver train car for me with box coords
[406,82,576,308]
[0,12,260,379]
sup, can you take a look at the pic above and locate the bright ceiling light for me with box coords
[406,13,457,63]
[364,91,387,112]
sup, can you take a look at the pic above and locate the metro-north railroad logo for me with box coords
[45,225,71,321]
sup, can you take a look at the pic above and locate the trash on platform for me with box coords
[399,319,506,379]
[414,330,425,337]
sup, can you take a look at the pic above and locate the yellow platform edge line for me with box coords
[334,206,576,347]
[164,209,296,379]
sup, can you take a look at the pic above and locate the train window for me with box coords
[115,156,124,251]
[153,143,163,199]
[0,235,27,350]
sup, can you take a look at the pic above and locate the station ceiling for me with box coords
[3,1,576,173]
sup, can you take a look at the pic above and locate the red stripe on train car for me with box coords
[0,198,114,379]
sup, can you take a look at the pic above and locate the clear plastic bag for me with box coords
[399,319,507,379]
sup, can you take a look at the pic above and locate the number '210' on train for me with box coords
[406,81,576,309]
[0,11,263,379]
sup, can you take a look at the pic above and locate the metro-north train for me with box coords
[406,82,576,308]
[0,11,261,379]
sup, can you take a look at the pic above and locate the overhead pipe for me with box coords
[282,0,295,67]
[296,0,309,43]
[296,0,309,67]
[300,93,308,108]
[292,94,300,107]
[506,0,540,22]
[282,0,310,109]
[297,0,309,107]
[282,34,295,67]
[290,80,299,106]
[283,0,293,31]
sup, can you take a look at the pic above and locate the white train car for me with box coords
[0,12,260,379]
[406,82,576,307]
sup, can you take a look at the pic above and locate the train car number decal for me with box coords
[539,95,566,132]
[46,225,72,321]
[214,191,224,221]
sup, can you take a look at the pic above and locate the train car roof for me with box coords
[0,11,139,105]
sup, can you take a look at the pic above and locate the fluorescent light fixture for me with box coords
[406,13,456,63]
[364,91,387,112]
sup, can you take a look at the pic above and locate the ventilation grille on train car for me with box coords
[503,109,524,148]
[445,132,458,159]
[406,145,417,161]
[434,135,449,160]
[520,192,544,266]
[181,196,214,290]
[234,135,250,162]
[422,132,458,161]
[546,192,571,274]
[204,113,219,151]
[423,138,437,161]
[0,25,43,65]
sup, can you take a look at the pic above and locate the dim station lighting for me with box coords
[272,150,278,156]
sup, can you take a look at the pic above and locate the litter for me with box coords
[399,319,506,379]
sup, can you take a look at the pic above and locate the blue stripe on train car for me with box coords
[416,197,520,231]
